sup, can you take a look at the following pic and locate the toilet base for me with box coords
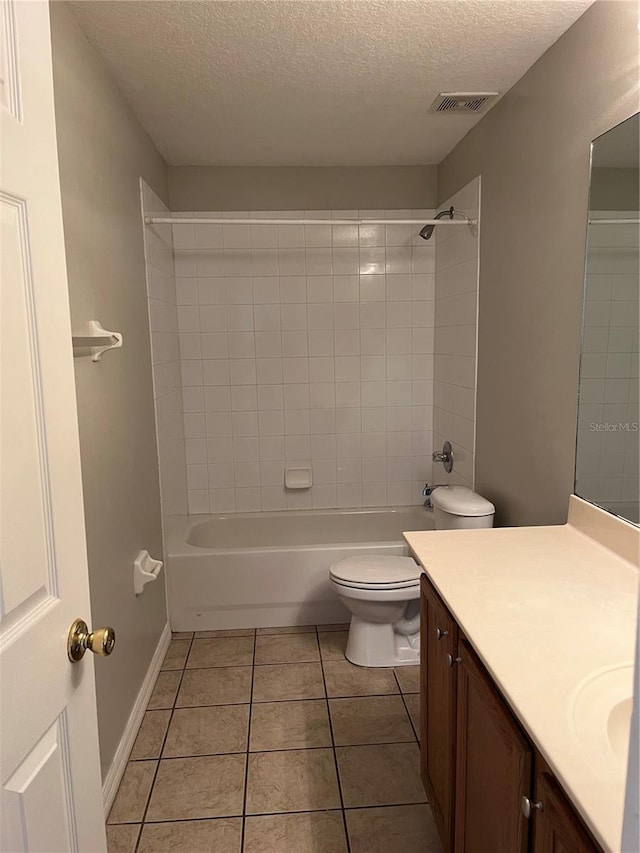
[345,616,420,668]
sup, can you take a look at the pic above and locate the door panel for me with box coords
[454,639,532,853]
[2,715,76,852]
[1,193,56,618]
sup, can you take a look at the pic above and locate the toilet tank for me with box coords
[430,486,495,530]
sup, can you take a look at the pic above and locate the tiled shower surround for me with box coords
[171,210,437,514]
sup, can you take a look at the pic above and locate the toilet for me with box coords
[330,486,495,667]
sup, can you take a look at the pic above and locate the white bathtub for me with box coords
[165,506,434,631]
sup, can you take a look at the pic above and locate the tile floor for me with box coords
[106,625,441,853]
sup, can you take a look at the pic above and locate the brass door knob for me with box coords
[67,618,116,662]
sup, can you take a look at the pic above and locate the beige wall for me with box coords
[168,166,437,211]
[50,3,169,781]
[437,0,639,527]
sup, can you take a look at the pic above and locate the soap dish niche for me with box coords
[285,466,312,490]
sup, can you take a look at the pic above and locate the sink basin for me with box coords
[608,697,633,761]
[571,663,634,784]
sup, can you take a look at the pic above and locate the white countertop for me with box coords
[404,498,639,853]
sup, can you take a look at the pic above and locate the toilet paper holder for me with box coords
[133,550,163,595]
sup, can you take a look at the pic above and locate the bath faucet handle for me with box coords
[432,440,454,474]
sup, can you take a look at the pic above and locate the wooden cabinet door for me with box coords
[420,575,459,852]
[531,769,600,853]
[454,639,532,853]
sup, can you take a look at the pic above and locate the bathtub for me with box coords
[165,506,434,631]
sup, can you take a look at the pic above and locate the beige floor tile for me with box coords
[256,625,316,634]
[250,700,331,751]
[171,631,193,640]
[254,633,320,664]
[176,665,252,707]
[316,623,350,632]
[130,710,171,760]
[336,743,426,808]
[394,665,420,693]
[163,705,249,756]
[404,693,421,739]
[161,639,190,670]
[106,824,140,853]
[147,671,181,710]
[246,749,340,814]
[323,660,399,698]
[244,811,348,853]
[186,636,254,668]
[107,761,156,824]
[318,630,348,660]
[194,628,256,638]
[330,696,415,746]
[146,754,246,820]
[252,662,326,702]
[346,804,441,853]
[137,817,242,853]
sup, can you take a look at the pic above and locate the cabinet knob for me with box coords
[521,796,544,818]
[435,627,449,640]
[446,653,462,667]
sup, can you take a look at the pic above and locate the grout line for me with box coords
[240,630,257,850]
[183,656,321,671]
[114,799,427,828]
[133,634,195,852]
[318,627,351,853]
[135,686,418,719]
[393,671,420,745]
[128,736,419,762]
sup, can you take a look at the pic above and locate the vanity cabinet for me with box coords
[419,574,602,853]
[420,576,459,850]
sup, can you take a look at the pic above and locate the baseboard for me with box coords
[102,621,171,817]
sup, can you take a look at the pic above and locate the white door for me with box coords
[0,1,106,850]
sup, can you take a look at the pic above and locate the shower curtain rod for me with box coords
[588,218,640,225]
[144,216,477,226]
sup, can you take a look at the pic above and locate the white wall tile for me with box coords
[308,330,334,356]
[281,304,307,330]
[163,209,448,511]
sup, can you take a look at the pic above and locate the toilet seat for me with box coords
[331,576,420,591]
[329,555,421,590]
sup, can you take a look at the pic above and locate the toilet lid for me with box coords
[330,555,421,587]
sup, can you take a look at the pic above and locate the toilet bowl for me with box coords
[329,555,422,667]
[330,487,496,668]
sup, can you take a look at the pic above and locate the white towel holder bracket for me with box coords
[72,320,123,362]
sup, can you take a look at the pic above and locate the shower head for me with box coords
[419,206,455,240]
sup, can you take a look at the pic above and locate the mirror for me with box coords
[575,113,639,525]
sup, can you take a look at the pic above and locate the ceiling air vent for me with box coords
[429,92,499,114]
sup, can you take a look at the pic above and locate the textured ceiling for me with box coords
[68,0,593,167]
